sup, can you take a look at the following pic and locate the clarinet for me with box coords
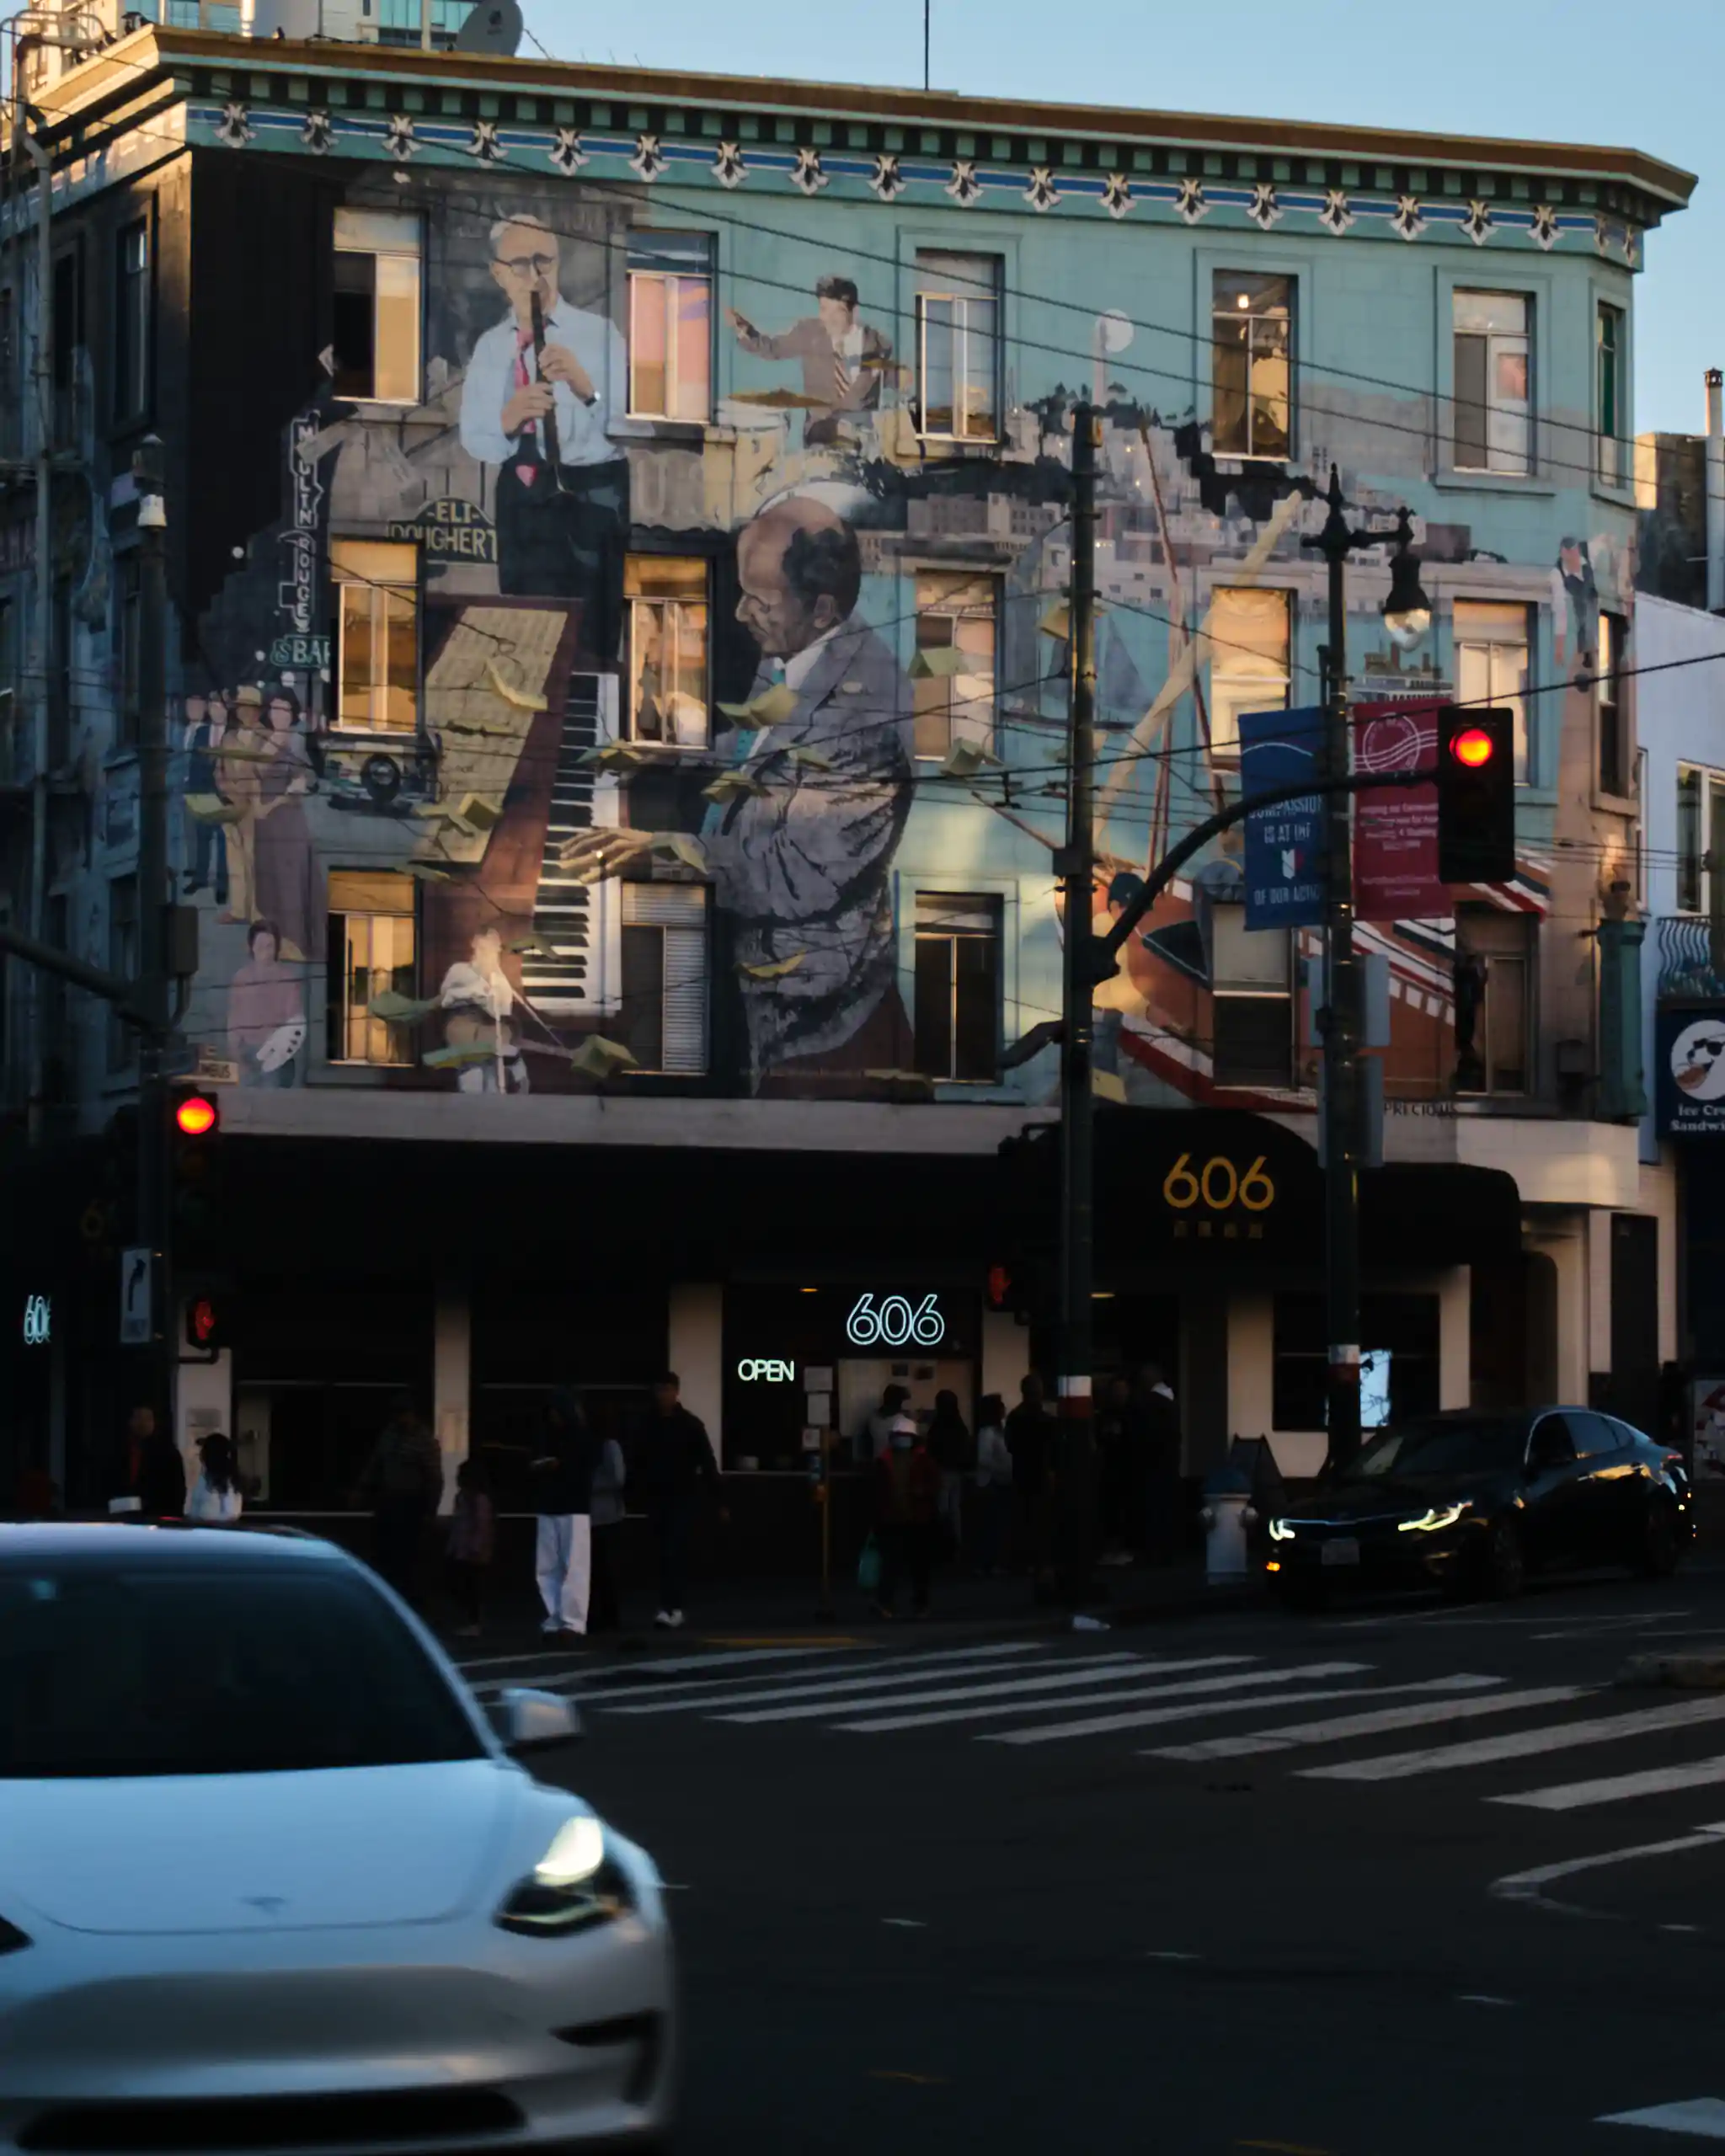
[529,290,569,494]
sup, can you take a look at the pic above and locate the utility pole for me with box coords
[132,435,174,1429]
[1056,405,1100,1460]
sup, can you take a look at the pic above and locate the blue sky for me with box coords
[522,0,1720,437]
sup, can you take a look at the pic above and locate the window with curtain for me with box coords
[619,883,709,1075]
[331,540,419,734]
[1453,290,1531,474]
[626,556,710,746]
[627,233,713,422]
[332,208,422,404]
[326,870,417,1066]
[1453,599,1531,785]
[1212,272,1294,459]
[914,252,1001,442]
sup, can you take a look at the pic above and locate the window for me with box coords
[107,874,137,1073]
[1454,909,1532,1096]
[331,540,418,734]
[619,883,709,1075]
[1676,765,1725,915]
[115,552,141,750]
[912,571,997,760]
[332,208,421,404]
[1452,290,1531,475]
[914,251,1000,442]
[626,556,709,746]
[913,894,1001,1081]
[1453,600,1530,785]
[627,233,713,422]
[1210,904,1292,1088]
[114,218,149,420]
[326,870,416,1065]
[51,248,78,395]
[1205,586,1291,764]
[1596,302,1625,488]
[1212,272,1293,460]
[50,577,71,770]
[1597,610,1627,798]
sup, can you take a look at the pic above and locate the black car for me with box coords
[1267,1407,1692,1607]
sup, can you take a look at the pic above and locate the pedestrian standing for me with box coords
[971,1393,1012,1577]
[1004,1373,1057,1601]
[1097,1374,1135,1566]
[926,1389,971,1560]
[1136,1362,1183,1564]
[636,1373,724,1630]
[185,1432,243,1524]
[589,1429,628,1634]
[114,1403,186,1520]
[531,1388,598,1639]
[355,1395,443,1608]
[446,1456,495,1638]
[862,1382,909,1465]
[873,1412,939,1619]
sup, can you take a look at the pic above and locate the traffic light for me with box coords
[1437,705,1515,884]
[174,1091,220,1138]
[170,1086,224,1257]
[184,1293,227,1353]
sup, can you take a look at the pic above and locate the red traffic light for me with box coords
[987,1264,1012,1309]
[1450,726,1496,770]
[188,1295,217,1347]
[174,1094,219,1138]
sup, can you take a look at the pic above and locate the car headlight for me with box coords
[1268,1518,1296,1542]
[1397,1502,1470,1534]
[496,1816,635,1937]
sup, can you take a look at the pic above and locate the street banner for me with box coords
[1657,1006,1725,1138]
[1241,705,1326,931]
[1354,699,1450,922]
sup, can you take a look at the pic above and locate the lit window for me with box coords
[1213,273,1293,460]
[333,208,421,404]
[327,870,417,1065]
[1453,600,1530,785]
[627,234,713,422]
[626,556,709,746]
[332,540,419,734]
[913,572,997,760]
[913,894,1001,1081]
[1205,586,1291,763]
[915,252,1000,442]
[1453,290,1531,475]
[620,883,709,1075]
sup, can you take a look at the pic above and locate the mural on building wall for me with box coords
[171,175,1561,1107]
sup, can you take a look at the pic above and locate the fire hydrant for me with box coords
[1200,1464,1257,1585]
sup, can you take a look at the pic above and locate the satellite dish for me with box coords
[454,0,523,54]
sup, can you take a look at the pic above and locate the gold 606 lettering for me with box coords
[1161,1153,1275,1212]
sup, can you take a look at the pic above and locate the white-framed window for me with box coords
[912,571,997,760]
[1210,904,1292,1088]
[1676,764,1725,915]
[913,893,1001,1081]
[332,207,421,404]
[1597,610,1627,798]
[627,233,713,422]
[114,217,149,421]
[331,539,418,734]
[626,555,709,747]
[1453,290,1531,474]
[1633,745,1648,908]
[1597,302,1625,489]
[1204,585,1292,764]
[619,883,709,1075]
[1453,599,1531,786]
[1454,908,1533,1097]
[1212,272,1293,460]
[914,251,1000,443]
[326,869,417,1066]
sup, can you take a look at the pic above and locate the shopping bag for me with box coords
[856,1534,881,1594]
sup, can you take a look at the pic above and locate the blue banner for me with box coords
[1241,705,1327,930]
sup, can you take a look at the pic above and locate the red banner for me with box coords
[1353,700,1450,923]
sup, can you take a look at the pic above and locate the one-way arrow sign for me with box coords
[119,1247,154,1346]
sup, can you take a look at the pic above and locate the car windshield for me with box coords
[1340,1417,1527,1481]
[0,1551,487,1779]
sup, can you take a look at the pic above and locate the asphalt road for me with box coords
[467,1565,1725,2154]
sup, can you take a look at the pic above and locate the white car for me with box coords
[0,1523,676,2153]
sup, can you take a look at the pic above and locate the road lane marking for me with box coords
[881,1919,927,1929]
[1496,1757,1725,1812]
[1457,1993,1515,2005]
[836,1662,1396,1735]
[1300,1694,1725,1782]
[1597,2099,1725,2137]
[987,1664,1374,1745]
[597,1641,1053,1712]
[723,1656,1253,1726]
[1148,1679,1567,1760]
[1491,1824,1725,1908]
[458,1643,840,1678]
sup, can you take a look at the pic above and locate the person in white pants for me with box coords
[530,1389,597,1638]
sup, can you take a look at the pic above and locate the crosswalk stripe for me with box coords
[722,1655,1258,1727]
[1596,2099,1725,2137]
[985,1662,1373,1746]
[1299,1692,1725,1784]
[1147,1678,1566,1761]
[461,1644,842,1685]
[583,1639,1045,1704]
[1494,1756,1725,1813]
[601,1642,1096,1716]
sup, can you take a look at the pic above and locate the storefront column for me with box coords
[1525,1221,1588,1404]
[1181,1290,1229,1476]
[669,1283,723,1467]
[1225,1293,1276,1452]
[433,1286,471,1515]
[981,1310,1028,1414]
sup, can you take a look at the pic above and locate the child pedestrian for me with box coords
[446,1455,495,1639]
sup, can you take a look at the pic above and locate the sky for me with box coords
[521,0,1722,439]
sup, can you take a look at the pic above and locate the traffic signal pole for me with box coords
[132,439,174,1431]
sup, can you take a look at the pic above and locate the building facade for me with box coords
[0,21,1693,1514]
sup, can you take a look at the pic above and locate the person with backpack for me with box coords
[185,1432,243,1524]
[873,1411,940,1619]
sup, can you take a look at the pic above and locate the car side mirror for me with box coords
[492,1686,582,1754]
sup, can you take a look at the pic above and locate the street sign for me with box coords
[1353,699,1450,921]
[268,633,330,670]
[1656,1007,1725,1138]
[1240,705,1326,930]
[119,1246,154,1345]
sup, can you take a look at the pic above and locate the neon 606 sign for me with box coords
[846,1293,945,1348]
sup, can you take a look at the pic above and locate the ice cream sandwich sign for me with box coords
[1657,1009,1725,1137]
